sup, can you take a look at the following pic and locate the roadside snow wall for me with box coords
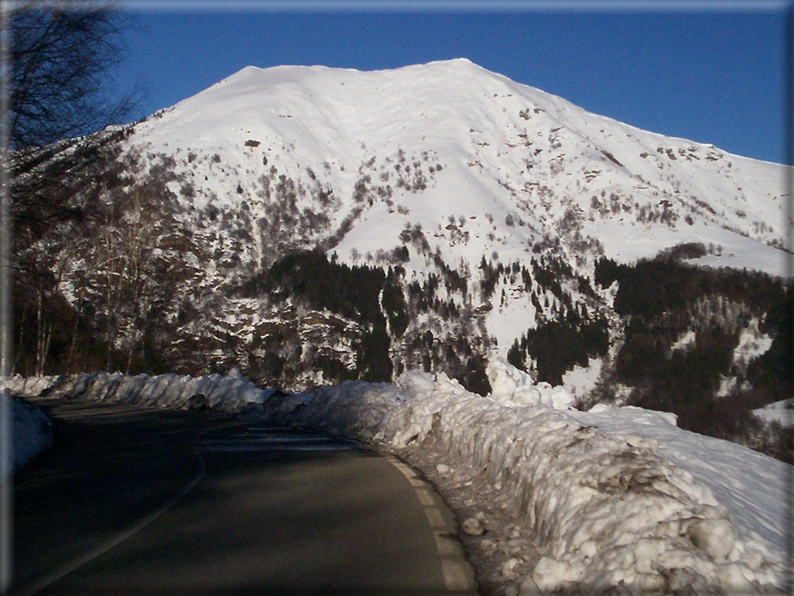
[1,370,269,474]
[5,369,270,413]
[266,363,783,594]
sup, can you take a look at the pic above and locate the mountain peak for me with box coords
[227,57,483,78]
[187,58,520,109]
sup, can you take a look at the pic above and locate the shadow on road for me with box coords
[11,398,457,596]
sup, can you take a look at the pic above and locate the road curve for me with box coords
[10,396,475,595]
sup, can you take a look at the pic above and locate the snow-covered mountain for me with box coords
[134,58,785,273]
[14,59,790,446]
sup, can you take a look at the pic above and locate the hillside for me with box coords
[12,59,790,454]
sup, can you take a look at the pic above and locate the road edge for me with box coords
[385,455,478,595]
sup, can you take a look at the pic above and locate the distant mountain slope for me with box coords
[13,59,791,455]
[131,58,786,273]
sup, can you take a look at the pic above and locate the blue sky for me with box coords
[116,2,790,164]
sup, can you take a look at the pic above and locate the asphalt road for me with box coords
[10,396,475,595]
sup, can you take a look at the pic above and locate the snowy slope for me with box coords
[119,59,788,365]
[130,58,786,276]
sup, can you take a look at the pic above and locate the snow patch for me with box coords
[670,329,696,354]
[561,357,603,400]
[733,323,774,370]
[753,398,794,428]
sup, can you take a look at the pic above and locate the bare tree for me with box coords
[6,1,142,375]
[10,0,141,248]
[10,0,139,150]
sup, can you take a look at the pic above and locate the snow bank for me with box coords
[568,403,789,572]
[268,361,784,593]
[0,369,273,470]
[1,375,63,397]
[0,369,271,475]
[14,369,271,413]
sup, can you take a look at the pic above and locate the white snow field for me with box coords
[5,365,788,593]
[130,60,787,282]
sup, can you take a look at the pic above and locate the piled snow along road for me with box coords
[4,364,786,593]
[1,368,270,414]
[267,362,784,594]
[1,370,265,474]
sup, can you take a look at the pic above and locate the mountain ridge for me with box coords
[131,59,786,277]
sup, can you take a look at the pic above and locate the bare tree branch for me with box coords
[9,0,141,149]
